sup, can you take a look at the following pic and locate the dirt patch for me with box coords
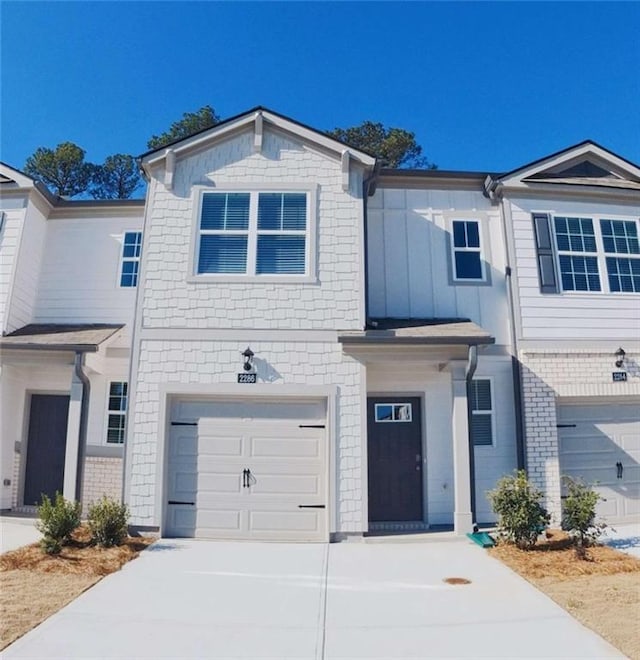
[0,527,154,651]
[490,530,640,659]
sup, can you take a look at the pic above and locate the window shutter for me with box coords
[532,213,559,294]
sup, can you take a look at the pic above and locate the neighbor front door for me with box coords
[367,397,423,522]
[23,394,69,506]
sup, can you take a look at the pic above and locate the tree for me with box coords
[90,154,143,199]
[24,142,94,198]
[326,121,435,169]
[147,105,221,150]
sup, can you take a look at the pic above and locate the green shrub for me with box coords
[36,492,81,554]
[561,477,605,559]
[488,470,550,549]
[88,497,129,547]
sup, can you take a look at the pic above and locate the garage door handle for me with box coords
[616,462,623,479]
[168,501,194,506]
[298,505,325,509]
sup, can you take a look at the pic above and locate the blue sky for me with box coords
[2,1,639,174]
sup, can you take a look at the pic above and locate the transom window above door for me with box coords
[194,189,315,280]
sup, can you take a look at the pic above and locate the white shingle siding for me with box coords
[0,207,26,333]
[128,339,364,530]
[127,126,369,532]
[141,130,365,331]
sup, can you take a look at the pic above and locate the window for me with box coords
[546,215,640,294]
[374,403,412,423]
[106,381,128,444]
[451,220,484,281]
[601,220,640,293]
[554,217,600,292]
[197,191,308,276]
[470,380,493,446]
[120,232,142,287]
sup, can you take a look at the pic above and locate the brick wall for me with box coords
[82,456,123,508]
[520,349,639,522]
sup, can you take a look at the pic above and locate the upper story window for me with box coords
[451,220,485,281]
[106,381,128,444]
[601,219,640,293]
[197,191,308,277]
[470,379,493,446]
[120,231,142,287]
[543,215,640,294]
[554,217,601,292]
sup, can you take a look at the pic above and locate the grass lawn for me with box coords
[490,530,640,660]
[0,526,154,651]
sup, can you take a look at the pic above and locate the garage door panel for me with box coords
[249,509,323,533]
[559,401,640,524]
[196,473,243,494]
[166,399,328,541]
[249,474,321,496]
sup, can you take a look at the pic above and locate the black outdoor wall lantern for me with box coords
[614,347,626,369]
[242,347,255,372]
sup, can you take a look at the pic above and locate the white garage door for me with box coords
[165,399,328,541]
[558,401,640,523]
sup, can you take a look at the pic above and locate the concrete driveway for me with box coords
[4,538,622,659]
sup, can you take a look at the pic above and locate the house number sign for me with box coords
[612,372,627,382]
[237,373,257,384]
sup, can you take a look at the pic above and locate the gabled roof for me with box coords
[138,106,377,169]
[0,162,37,188]
[485,141,640,197]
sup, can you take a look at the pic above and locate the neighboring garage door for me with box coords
[558,401,640,523]
[166,399,328,541]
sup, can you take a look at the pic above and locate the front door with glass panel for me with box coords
[367,397,423,522]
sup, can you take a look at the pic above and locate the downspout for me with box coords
[73,351,90,503]
[465,344,478,529]
[362,162,381,325]
[496,191,526,470]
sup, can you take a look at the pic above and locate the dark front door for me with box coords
[23,394,69,506]
[367,397,423,522]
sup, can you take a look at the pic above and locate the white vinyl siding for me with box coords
[196,191,308,277]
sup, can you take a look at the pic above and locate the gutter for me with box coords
[465,345,478,529]
[73,352,91,502]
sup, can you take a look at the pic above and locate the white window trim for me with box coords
[187,183,318,284]
[471,377,495,447]
[546,212,640,295]
[118,230,142,288]
[445,213,489,284]
[104,380,128,445]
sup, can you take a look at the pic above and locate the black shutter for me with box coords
[532,213,559,294]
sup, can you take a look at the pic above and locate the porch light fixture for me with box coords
[614,347,626,368]
[242,347,255,372]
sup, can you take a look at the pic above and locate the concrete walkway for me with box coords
[0,516,41,553]
[4,538,623,659]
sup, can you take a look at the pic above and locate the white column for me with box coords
[450,362,473,534]
[62,372,83,501]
